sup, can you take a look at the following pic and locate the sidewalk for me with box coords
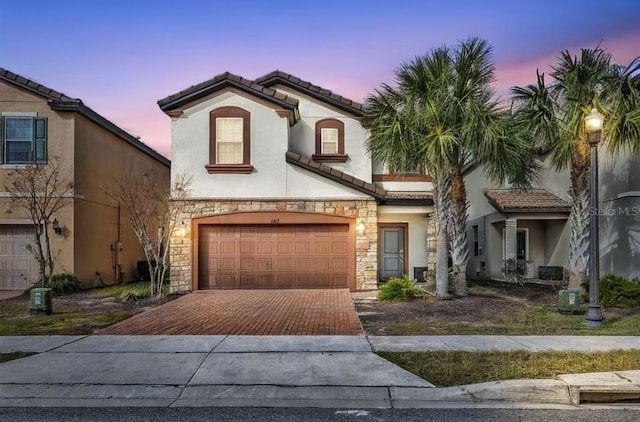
[1,335,640,408]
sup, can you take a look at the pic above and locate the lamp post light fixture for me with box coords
[585,107,604,327]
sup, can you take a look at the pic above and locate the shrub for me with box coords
[597,274,640,308]
[136,260,169,282]
[502,258,525,284]
[27,273,80,296]
[378,275,422,302]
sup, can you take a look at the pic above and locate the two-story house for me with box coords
[0,68,170,290]
[159,71,435,292]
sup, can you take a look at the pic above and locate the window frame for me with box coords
[0,115,47,165]
[372,161,432,182]
[312,118,348,162]
[206,106,252,174]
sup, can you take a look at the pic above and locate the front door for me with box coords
[379,226,406,281]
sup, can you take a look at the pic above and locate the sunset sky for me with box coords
[2,0,638,159]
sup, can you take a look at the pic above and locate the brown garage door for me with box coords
[0,225,38,290]
[198,224,350,289]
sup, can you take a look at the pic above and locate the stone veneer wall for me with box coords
[170,199,378,293]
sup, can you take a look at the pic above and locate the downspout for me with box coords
[117,204,122,283]
[111,204,122,285]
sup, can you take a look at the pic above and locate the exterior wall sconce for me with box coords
[52,218,63,235]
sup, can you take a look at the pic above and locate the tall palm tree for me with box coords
[512,48,640,289]
[364,37,535,297]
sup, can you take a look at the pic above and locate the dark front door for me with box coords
[379,226,406,280]
[516,230,527,275]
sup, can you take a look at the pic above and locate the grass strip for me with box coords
[378,350,640,387]
[371,306,640,336]
[0,310,139,335]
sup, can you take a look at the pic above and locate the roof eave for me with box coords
[285,152,384,200]
[49,100,171,168]
[256,75,363,117]
[378,197,434,206]
[501,207,571,214]
[158,79,299,125]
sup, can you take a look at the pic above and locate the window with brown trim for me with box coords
[312,118,348,162]
[205,106,253,174]
[372,162,433,182]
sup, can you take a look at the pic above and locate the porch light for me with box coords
[52,218,62,235]
[585,108,604,135]
[585,107,604,327]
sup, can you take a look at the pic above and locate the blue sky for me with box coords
[2,0,638,158]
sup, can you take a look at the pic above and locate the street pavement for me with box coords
[1,335,640,408]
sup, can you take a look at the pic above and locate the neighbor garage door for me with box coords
[198,224,350,289]
[0,225,38,290]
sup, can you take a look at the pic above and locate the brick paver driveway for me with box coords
[97,289,363,335]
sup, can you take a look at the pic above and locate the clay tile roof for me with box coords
[0,67,170,167]
[255,70,363,117]
[484,189,570,213]
[285,151,433,206]
[157,71,299,116]
[0,67,77,103]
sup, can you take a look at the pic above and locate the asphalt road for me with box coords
[1,407,640,422]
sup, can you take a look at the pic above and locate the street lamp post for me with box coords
[585,107,604,327]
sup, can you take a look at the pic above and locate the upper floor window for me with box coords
[1,116,47,164]
[206,107,252,174]
[313,119,348,162]
[372,161,433,182]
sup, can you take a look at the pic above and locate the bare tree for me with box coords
[5,156,73,286]
[109,171,190,297]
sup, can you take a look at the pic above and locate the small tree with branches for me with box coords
[109,171,190,297]
[5,156,74,287]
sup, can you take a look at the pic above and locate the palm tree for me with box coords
[511,48,640,289]
[364,37,535,297]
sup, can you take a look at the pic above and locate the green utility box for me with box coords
[558,289,581,315]
[30,288,53,315]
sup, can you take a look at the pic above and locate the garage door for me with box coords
[198,224,350,289]
[0,225,38,290]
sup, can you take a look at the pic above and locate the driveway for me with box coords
[97,289,363,335]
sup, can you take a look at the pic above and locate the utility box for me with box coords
[30,288,52,315]
[558,289,581,315]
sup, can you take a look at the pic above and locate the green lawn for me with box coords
[0,281,155,336]
[379,350,640,387]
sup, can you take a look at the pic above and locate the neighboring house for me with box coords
[0,68,170,290]
[466,150,640,281]
[159,71,435,292]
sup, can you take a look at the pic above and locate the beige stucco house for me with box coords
[159,71,435,292]
[466,149,640,282]
[0,68,170,290]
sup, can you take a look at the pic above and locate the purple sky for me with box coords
[2,0,638,159]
